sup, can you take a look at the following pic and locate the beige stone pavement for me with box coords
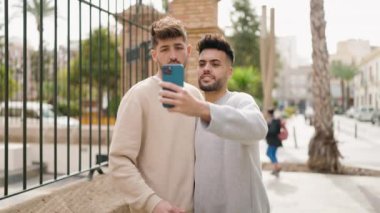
[0,174,129,213]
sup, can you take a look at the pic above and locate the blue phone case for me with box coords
[161,64,184,108]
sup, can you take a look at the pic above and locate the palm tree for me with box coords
[330,61,357,111]
[16,0,54,32]
[14,0,54,99]
[308,0,342,173]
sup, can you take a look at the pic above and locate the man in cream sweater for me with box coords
[109,16,202,213]
[160,34,270,213]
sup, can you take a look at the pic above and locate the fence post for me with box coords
[293,126,298,149]
[354,123,357,138]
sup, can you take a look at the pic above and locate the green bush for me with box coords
[284,106,296,118]
[109,95,121,117]
[58,101,81,117]
[228,66,262,102]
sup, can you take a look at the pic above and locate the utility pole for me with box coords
[260,6,276,118]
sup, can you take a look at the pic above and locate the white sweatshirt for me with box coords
[194,91,270,213]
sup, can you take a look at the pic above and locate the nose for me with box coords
[202,63,211,73]
[169,49,177,62]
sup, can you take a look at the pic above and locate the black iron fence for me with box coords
[0,0,161,199]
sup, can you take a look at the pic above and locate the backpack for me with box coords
[277,120,288,140]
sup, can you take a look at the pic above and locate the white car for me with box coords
[371,110,380,125]
[345,107,357,118]
[355,107,375,122]
[0,101,79,128]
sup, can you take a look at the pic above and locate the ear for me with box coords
[227,66,233,78]
[151,49,157,62]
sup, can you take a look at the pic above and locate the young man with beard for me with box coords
[109,16,203,213]
[159,34,270,213]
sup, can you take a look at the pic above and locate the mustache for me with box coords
[169,60,180,64]
[200,74,215,79]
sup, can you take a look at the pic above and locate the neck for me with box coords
[155,70,162,79]
[205,89,228,103]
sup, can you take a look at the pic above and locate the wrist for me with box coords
[147,195,162,213]
[198,101,211,123]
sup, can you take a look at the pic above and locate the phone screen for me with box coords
[161,64,184,108]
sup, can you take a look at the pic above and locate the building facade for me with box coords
[274,36,313,112]
[329,39,372,110]
[354,48,380,110]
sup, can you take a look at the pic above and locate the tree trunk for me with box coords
[308,0,342,173]
[346,81,351,107]
[340,78,345,111]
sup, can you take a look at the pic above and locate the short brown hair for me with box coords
[197,34,234,64]
[150,16,187,48]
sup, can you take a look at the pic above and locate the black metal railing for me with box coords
[0,0,161,200]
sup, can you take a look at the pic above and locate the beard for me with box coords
[198,76,225,92]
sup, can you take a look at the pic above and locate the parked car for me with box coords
[0,101,79,127]
[371,110,380,126]
[354,107,375,122]
[345,107,357,118]
[334,106,344,115]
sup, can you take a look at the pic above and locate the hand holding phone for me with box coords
[161,64,184,108]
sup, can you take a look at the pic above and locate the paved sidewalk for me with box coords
[260,115,380,213]
[2,115,379,212]
[262,170,380,213]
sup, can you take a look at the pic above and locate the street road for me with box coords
[260,114,380,171]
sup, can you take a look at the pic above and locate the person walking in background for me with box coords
[159,34,270,213]
[266,108,283,177]
[109,16,203,213]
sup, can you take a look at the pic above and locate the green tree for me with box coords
[0,65,19,101]
[29,44,53,82]
[330,61,357,110]
[230,0,260,67]
[162,0,169,12]
[14,0,55,100]
[69,28,120,115]
[228,66,262,106]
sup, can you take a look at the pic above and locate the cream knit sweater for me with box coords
[109,76,202,213]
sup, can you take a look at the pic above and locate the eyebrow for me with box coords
[174,43,185,47]
[199,59,221,63]
[159,43,184,49]
[159,45,169,50]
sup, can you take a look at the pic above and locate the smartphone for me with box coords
[161,64,184,108]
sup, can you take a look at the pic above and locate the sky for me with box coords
[2,0,380,64]
[218,0,380,63]
[2,0,162,50]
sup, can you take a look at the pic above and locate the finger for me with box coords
[160,97,178,106]
[172,207,186,213]
[159,81,182,92]
[159,90,180,99]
